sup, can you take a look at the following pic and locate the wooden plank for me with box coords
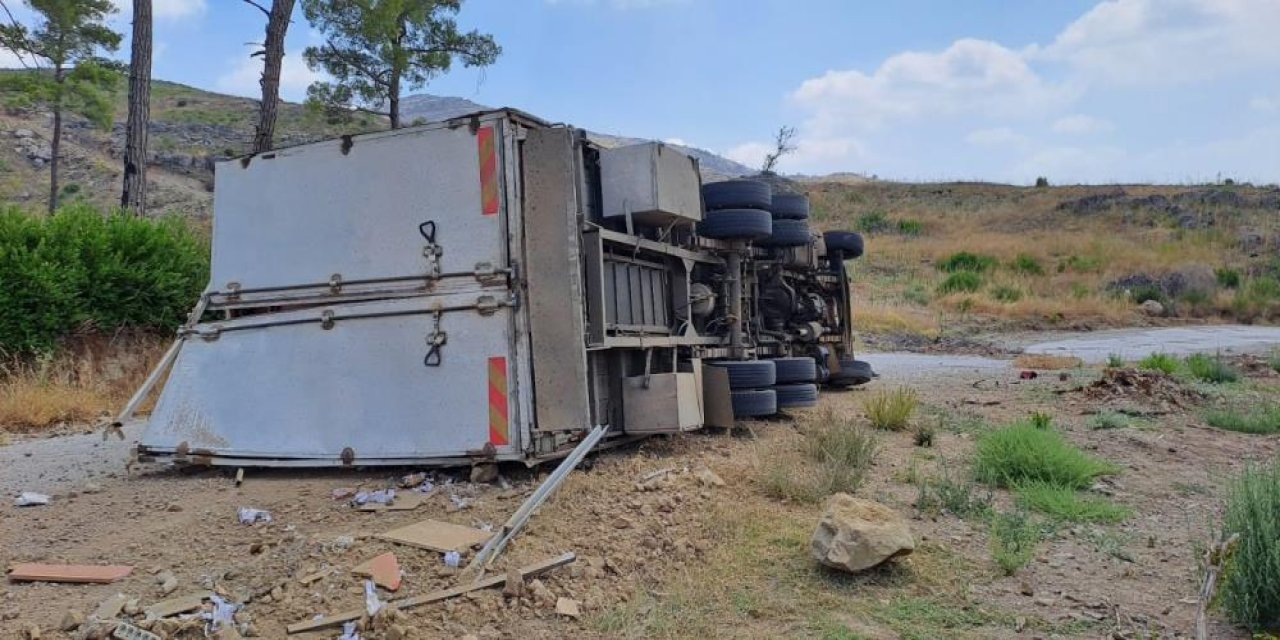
[286,552,576,634]
[143,591,214,618]
[376,518,492,552]
[6,563,134,584]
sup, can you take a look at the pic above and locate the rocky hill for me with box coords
[0,74,754,216]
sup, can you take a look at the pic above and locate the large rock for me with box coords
[811,494,914,573]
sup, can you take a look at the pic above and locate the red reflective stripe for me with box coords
[487,356,509,446]
[477,126,499,216]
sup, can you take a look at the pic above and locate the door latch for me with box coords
[419,220,443,279]
[424,308,447,367]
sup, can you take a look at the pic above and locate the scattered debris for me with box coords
[331,487,356,500]
[501,569,527,598]
[92,593,129,621]
[351,553,401,591]
[337,622,361,640]
[142,591,213,619]
[447,494,471,511]
[399,472,428,488]
[59,609,85,631]
[236,507,272,525]
[112,622,161,640]
[810,494,915,574]
[286,553,577,634]
[14,492,50,507]
[6,563,134,584]
[376,519,493,553]
[443,551,461,568]
[470,464,499,484]
[326,535,356,552]
[363,580,384,616]
[156,570,178,596]
[356,492,425,512]
[297,569,330,586]
[555,597,581,619]
[203,595,240,635]
[694,467,725,487]
[353,489,395,506]
[1019,370,1039,380]
[234,468,245,487]
[1076,368,1205,409]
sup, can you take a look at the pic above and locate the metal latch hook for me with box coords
[424,309,448,367]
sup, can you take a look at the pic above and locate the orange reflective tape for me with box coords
[477,126,499,216]
[488,356,509,446]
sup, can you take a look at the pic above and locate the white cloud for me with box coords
[724,141,770,170]
[965,127,1030,148]
[1251,97,1279,113]
[1051,114,1114,135]
[663,137,688,146]
[792,39,1065,133]
[112,0,206,21]
[1034,0,1280,86]
[215,47,324,102]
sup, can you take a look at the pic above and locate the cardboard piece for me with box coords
[351,553,401,591]
[6,563,133,584]
[376,519,493,553]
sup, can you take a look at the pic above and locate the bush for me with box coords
[1034,176,1049,188]
[0,205,209,354]
[937,271,982,294]
[1013,481,1130,523]
[1138,352,1179,374]
[1220,459,1280,628]
[1107,353,1125,368]
[855,211,890,233]
[760,409,878,503]
[990,509,1039,575]
[1009,253,1044,276]
[1205,406,1280,434]
[1185,353,1240,383]
[896,219,923,236]
[974,422,1118,489]
[915,469,992,519]
[937,251,997,273]
[991,285,1022,303]
[862,387,919,431]
[1216,267,1242,289]
[1089,410,1132,430]
[1129,284,1167,305]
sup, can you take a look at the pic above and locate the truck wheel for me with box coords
[823,231,864,258]
[760,219,811,247]
[702,179,772,211]
[771,357,817,383]
[709,360,776,389]
[828,358,874,387]
[698,208,772,241]
[770,192,810,220]
[774,383,819,408]
[731,389,778,417]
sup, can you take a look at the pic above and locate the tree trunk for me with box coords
[48,64,63,215]
[121,0,152,215]
[389,72,400,129]
[252,0,294,154]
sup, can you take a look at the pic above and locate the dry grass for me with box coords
[862,387,920,431]
[755,408,878,504]
[0,334,170,432]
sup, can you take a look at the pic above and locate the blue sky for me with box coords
[4,0,1278,184]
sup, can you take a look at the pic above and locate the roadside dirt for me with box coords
[3,336,1280,638]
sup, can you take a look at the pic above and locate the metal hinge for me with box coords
[476,295,500,316]
[328,273,343,294]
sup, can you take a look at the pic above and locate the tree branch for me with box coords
[240,0,270,17]
[319,44,390,84]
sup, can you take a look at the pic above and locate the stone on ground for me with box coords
[810,493,914,573]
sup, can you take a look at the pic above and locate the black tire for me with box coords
[824,231,864,259]
[731,389,778,418]
[772,357,817,383]
[759,219,811,247]
[828,358,873,387]
[709,360,776,389]
[698,208,772,241]
[774,383,819,408]
[770,192,810,220]
[702,179,772,211]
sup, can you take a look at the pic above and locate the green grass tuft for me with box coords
[1204,406,1280,434]
[1013,481,1130,523]
[1220,459,1280,629]
[1010,253,1044,275]
[1106,353,1125,368]
[974,422,1119,490]
[862,387,920,431]
[1089,411,1132,430]
[1185,353,1240,383]
[937,271,983,294]
[990,285,1022,303]
[989,510,1039,575]
[937,251,998,273]
[1138,352,1180,374]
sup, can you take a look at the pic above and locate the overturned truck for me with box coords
[124,109,873,467]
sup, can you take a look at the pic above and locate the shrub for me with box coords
[1106,353,1125,368]
[896,219,923,236]
[937,271,982,294]
[991,286,1022,303]
[1010,253,1044,276]
[0,205,208,354]
[760,409,878,503]
[1216,267,1242,289]
[1138,352,1179,374]
[1129,284,1167,305]
[862,387,919,431]
[1185,353,1240,383]
[990,510,1039,575]
[1034,176,1049,188]
[974,422,1118,489]
[937,251,997,273]
[1089,410,1132,430]
[1205,406,1280,434]
[1013,481,1130,523]
[915,468,992,519]
[856,210,890,233]
[1220,459,1280,628]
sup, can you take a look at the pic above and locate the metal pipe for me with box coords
[466,424,610,576]
[110,338,182,431]
[726,245,743,357]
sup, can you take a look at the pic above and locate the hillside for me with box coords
[0,76,753,216]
